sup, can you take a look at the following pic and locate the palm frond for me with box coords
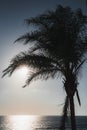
[14,6,87,67]
[25,16,50,30]
[2,52,61,78]
[14,31,43,44]
[76,89,81,106]
[75,59,86,74]
[23,68,60,87]
[2,65,15,77]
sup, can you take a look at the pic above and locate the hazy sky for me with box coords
[0,0,87,115]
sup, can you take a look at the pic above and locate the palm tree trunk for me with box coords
[60,96,69,130]
[70,96,76,130]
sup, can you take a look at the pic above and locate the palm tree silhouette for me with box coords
[2,5,87,130]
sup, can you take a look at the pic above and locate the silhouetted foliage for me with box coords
[2,5,87,130]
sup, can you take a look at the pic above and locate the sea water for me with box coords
[0,116,87,130]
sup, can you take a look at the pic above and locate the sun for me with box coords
[16,66,29,76]
[12,65,29,82]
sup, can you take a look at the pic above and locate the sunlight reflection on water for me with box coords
[0,116,86,130]
[9,115,36,130]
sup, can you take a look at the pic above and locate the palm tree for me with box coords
[2,5,87,130]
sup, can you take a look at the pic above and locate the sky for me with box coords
[0,0,87,115]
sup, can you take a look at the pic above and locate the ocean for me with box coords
[0,116,87,130]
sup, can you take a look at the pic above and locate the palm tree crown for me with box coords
[3,6,87,86]
[2,5,87,130]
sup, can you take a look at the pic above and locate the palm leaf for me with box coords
[76,89,81,106]
[2,52,62,78]
[23,68,61,88]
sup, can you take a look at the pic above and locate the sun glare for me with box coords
[16,66,29,76]
[9,115,36,130]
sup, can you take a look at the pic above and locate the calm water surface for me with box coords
[0,116,87,130]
